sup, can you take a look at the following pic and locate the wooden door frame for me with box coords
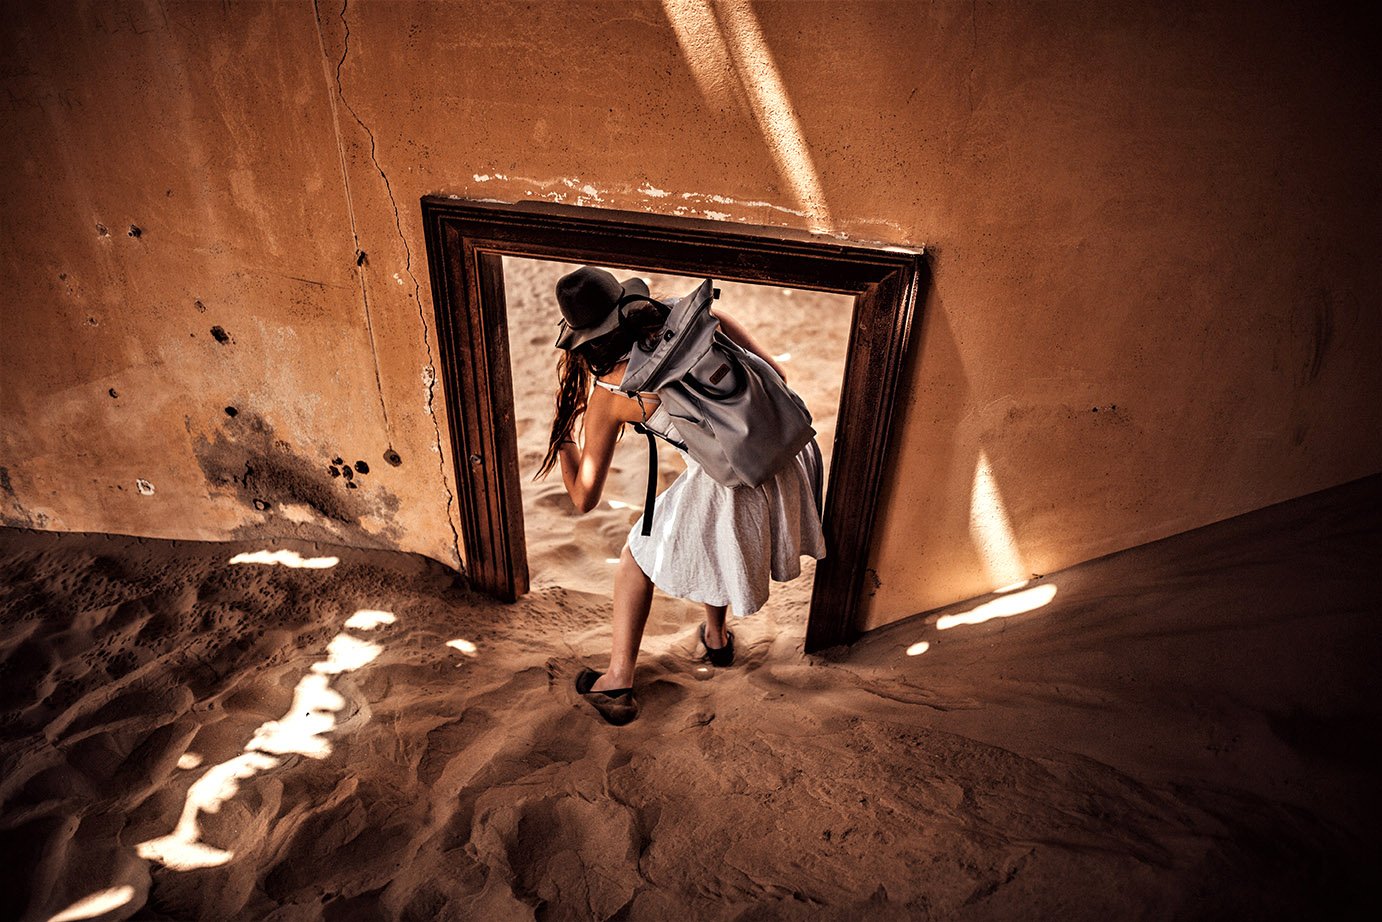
[420,197,927,652]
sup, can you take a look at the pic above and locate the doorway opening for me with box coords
[503,257,853,633]
[420,198,926,651]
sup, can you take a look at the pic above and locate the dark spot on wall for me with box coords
[332,457,344,466]
[210,326,231,345]
[354,460,369,475]
[193,411,401,548]
[224,406,238,417]
[355,250,368,267]
[347,481,358,490]
[59,273,67,281]
[329,466,340,477]
[194,299,206,313]
[128,225,142,238]
[252,499,271,511]
[342,466,353,481]
[96,223,108,236]
[865,568,882,597]
[384,449,402,467]
[108,388,119,399]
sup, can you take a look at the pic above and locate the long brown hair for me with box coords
[535,299,667,480]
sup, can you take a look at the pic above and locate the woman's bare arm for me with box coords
[711,306,788,381]
[557,376,653,513]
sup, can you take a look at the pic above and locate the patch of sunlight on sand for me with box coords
[446,638,478,657]
[176,753,203,770]
[936,584,1058,630]
[906,641,931,656]
[137,609,392,871]
[47,886,135,922]
[774,351,792,361]
[607,499,636,510]
[228,549,339,569]
[605,557,621,564]
[662,0,832,231]
[311,634,383,675]
[345,609,396,629]
[969,451,1027,588]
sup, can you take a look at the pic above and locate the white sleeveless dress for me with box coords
[596,378,828,616]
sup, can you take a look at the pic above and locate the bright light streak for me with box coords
[662,0,832,231]
[344,609,395,629]
[969,451,1026,588]
[607,500,635,510]
[905,641,930,656]
[994,579,1030,595]
[446,638,478,657]
[936,584,1058,630]
[661,0,743,115]
[229,549,339,569]
[311,634,383,675]
[605,557,621,564]
[773,352,792,362]
[247,674,343,758]
[47,886,136,922]
[137,751,280,869]
[138,611,385,871]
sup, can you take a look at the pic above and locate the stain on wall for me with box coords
[195,412,401,549]
[1,0,1379,631]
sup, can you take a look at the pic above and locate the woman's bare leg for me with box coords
[591,544,654,692]
[704,603,730,649]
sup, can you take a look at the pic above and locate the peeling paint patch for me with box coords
[639,184,670,198]
[136,479,155,496]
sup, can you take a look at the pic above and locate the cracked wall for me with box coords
[2,1,1379,632]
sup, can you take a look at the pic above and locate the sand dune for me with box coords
[1,474,1378,920]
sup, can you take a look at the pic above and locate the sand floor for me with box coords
[2,474,1378,921]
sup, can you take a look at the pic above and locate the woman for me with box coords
[538,266,827,725]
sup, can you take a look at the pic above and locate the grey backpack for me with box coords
[616,279,816,535]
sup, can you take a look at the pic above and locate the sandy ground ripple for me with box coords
[2,475,1380,920]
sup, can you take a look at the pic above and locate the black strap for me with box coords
[632,423,658,536]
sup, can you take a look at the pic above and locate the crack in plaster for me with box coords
[314,0,463,571]
[311,1,393,443]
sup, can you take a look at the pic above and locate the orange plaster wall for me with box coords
[2,1,1378,632]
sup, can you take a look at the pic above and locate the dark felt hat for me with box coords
[554,267,650,350]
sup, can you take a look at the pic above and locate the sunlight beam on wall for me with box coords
[662,0,743,115]
[969,450,1026,589]
[662,0,832,231]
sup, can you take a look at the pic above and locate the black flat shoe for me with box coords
[575,668,639,726]
[699,623,735,668]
